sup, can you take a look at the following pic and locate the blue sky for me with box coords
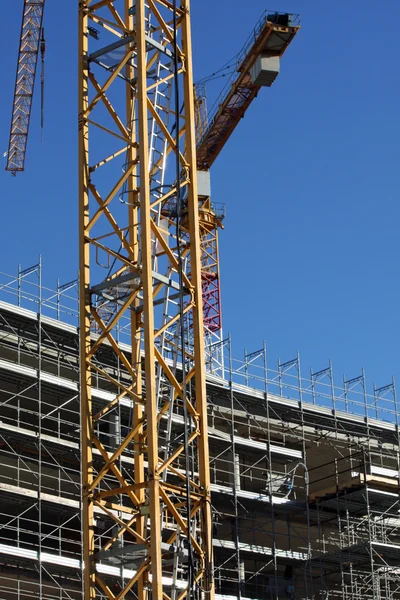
[0,1,399,396]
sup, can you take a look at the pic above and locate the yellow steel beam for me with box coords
[79,2,95,598]
[182,5,214,594]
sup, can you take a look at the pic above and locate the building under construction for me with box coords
[0,265,399,600]
[2,3,399,600]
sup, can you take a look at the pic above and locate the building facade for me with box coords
[0,266,399,599]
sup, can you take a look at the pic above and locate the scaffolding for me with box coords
[0,263,399,599]
[310,447,400,599]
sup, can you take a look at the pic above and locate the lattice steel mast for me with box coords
[6,0,45,174]
[79,2,213,598]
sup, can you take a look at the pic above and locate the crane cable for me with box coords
[195,65,235,88]
[40,28,46,136]
[172,2,195,597]
[195,53,239,87]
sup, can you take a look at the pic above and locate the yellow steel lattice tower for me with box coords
[79,1,213,598]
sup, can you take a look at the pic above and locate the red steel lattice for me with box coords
[6,0,45,173]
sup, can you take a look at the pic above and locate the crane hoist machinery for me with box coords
[5,2,299,599]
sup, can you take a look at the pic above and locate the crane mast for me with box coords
[6,0,45,174]
[79,2,212,599]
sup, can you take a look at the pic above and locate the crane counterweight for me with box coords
[196,11,299,171]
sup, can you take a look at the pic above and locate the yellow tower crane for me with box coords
[5,3,299,599]
[78,3,212,598]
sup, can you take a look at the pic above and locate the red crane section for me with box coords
[6,0,45,174]
[198,199,225,333]
[196,12,300,171]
